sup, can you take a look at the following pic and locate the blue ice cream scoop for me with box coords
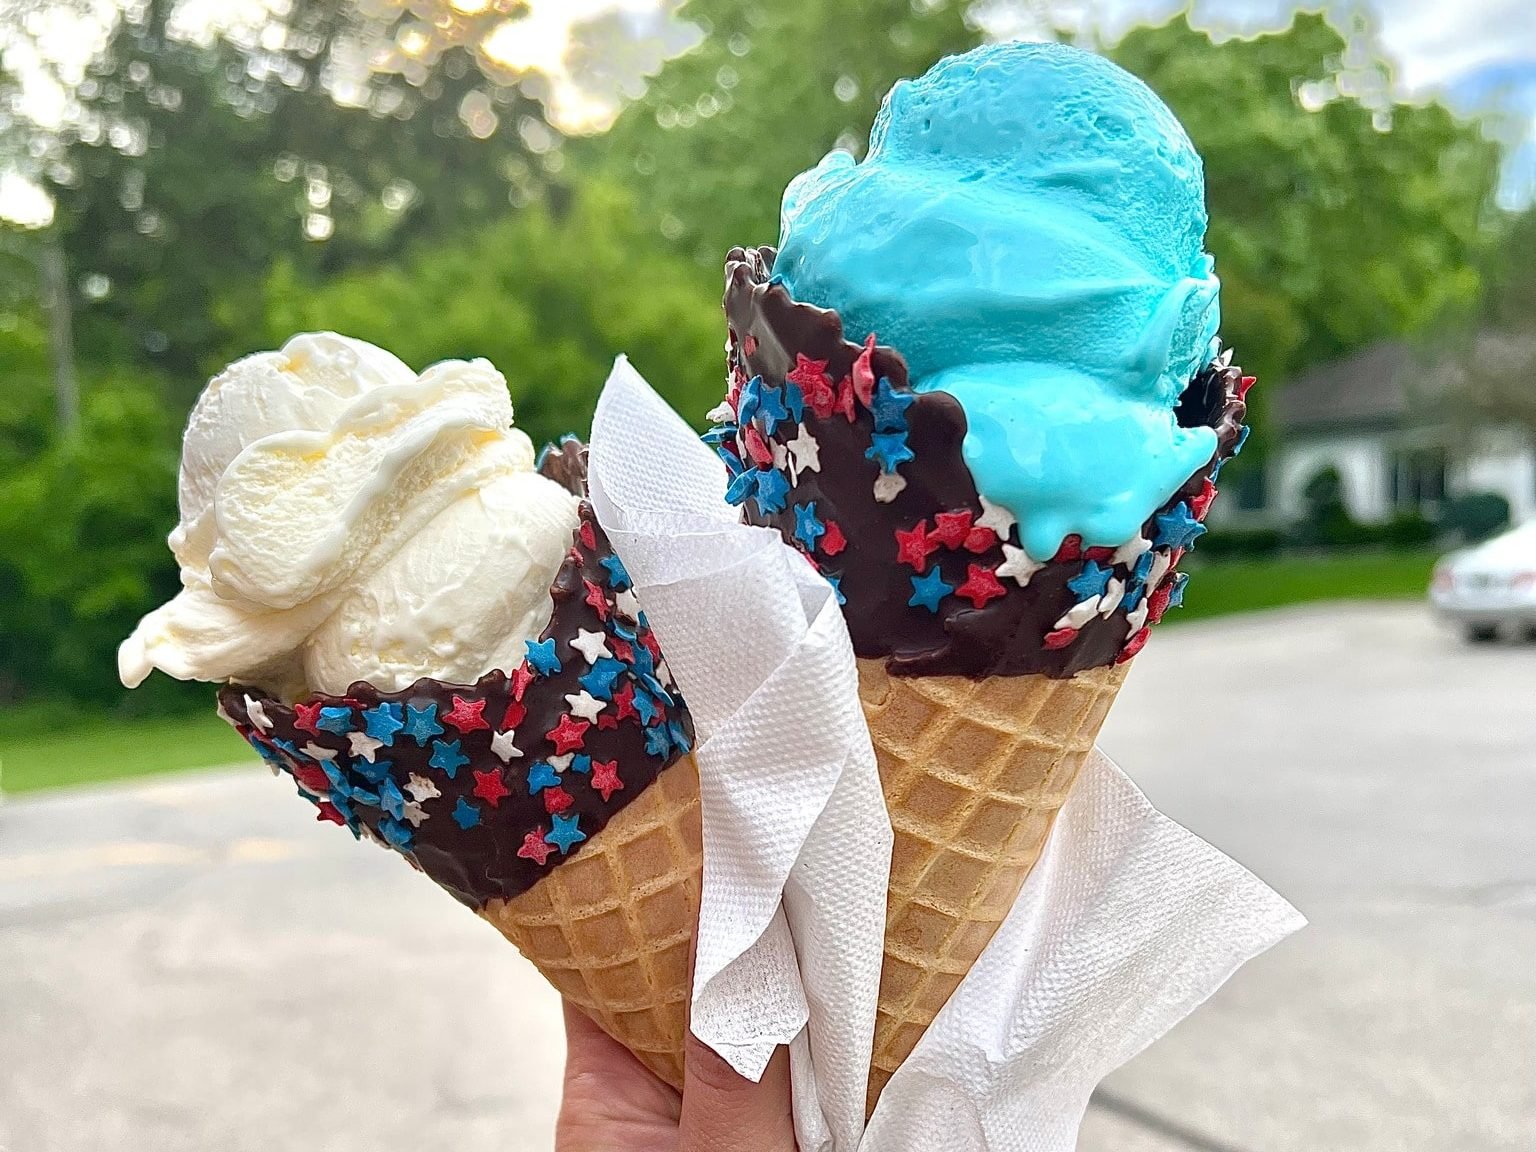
[774,41,1222,561]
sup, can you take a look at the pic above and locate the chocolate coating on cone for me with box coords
[722,246,1250,679]
[219,447,693,908]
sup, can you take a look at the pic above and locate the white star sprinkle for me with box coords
[976,496,1017,540]
[786,425,821,476]
[300,742,338,763]
[997,543,1044,587]
[490,730,524,762]
[564,691,606,722]
[1126,601,1151,636]
[706,400,736,424]
[570,628,612,665]
[401,801,429,827]
[548,753,575,774]
[615,588,641,621]
[1216,346,1234,369]
[243,695,273,731]
[404,773,440,803]
[1099,578,1126,617]
[772,440,789,474]
[1113,535,1152,567]
[347,731,383,762]
[1148,551,1173,587]
[873,472,907,503]
[656,658,674,687]
[1056,597,1102,630]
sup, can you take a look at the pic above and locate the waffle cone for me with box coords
[858,657,1130,1110]
[479,754,703,1089]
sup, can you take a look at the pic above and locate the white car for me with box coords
[1430,521,1536,642]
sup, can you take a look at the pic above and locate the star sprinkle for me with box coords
[895,522,939,571]
[294,701,325,736]
[736,374,764,425]
[1043,627,1079,650]
[613,588,641,623]
[955,564,1007,609]
[315,801,347,827]
[547,714,591,755]
[820,521,847,557]
[379,818,413,850]
[403,702,444,745]
[1055,597,1103,630]
[451,797,481,831]
[353,756,392,786]
[1238,374,1257,399]
[1168,572,1190,609]
[754,467,791,514]
[1148,551,1173,588]
[545,813,586,855]
[873,472,907,503]
[786,425,821,476]
[428,739,469,779]
[908,568,953,612]
[549,753,576,773]
[404,773,440,803]
[570,629,613,666]
[490,729,524,762]
[825,572,846,604]
[1146,580,1176,626]
[742,425,773,466]
[871,377,915,432]
[443,696,488,734]
[579,519,598,550]
[579,657,626,700]
[964,526,998,554]
[1125,599,1151,636]
[667,721,691,754]
[1053,536,1083,563]
[1232,425,1251,455]
[1189,478,1219,521]
[565,690,606,723]
[866,431,914,475]
[361,703,405,746]
[852,335,878,406]
[600,553,632,590]
[613,682,639,722]
[832,377,857,422]
[1113,535,1153,567]
[401,801,428,828]
[243,696,273,731]
[377,777,407,820]
[644,723,673,758]
[1119,627,1151,664]
[1100,578,1126,616]
[1154,503,1207,551]
[788,353,832,397]
[590,759,624,801]
[1069,561,1113,600]
[511,664,535,700]
[526,761,560,793]
[570,754,592,774]
[793,502,826,551]
[706,400,737,424]
[755,383,789,435]
[997,544,1044,588]
[347,730,384,762]
[976,496,1017,541]
[518,829,556,864]
[472,769,510,807]
[1132,548,1158,585]
[300,742,337,763]
[783,380,806,423]
[525,638,561,676]
[931,510,974,550]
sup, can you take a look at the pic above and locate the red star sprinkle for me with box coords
[963,526,998,554]
[820,520,847,556]
[518,830,556,865]
[472,768,510,807]
[641,629,663,664]
[1146,581,1176,626]
[547,714,591,754]
[787,353,831,390]
[803,378,836,419]
[503,698,526,729]
[579,519,598,550]
[1053,535,1083,563]
[609,635,635,663]
[294,701,324,735]
[544,787,575,815]
[742,333,757,357]
[444,695,489,733]
[955,563,1007,609]
[742,425,774,466]
[1238,375,1257,399]
[852,335,878,408]
[590,759,624,801]
[292,764,332,795]
[894,521,938,571]
[1044,628,1079,650]
[1118,627,1151,664]
[1189,479,1218,521]
[1083,546,1116,562]
[832,377,857,422]
[931,510,974,549]
[613,682,639,722]
[596,712,619,730]
[583,579,611,621]
[315,801,347,826]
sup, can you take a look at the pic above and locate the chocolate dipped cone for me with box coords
[220,446,700,1089]
[720,247,1251,1108]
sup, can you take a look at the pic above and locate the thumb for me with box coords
[677,1032,796,1152]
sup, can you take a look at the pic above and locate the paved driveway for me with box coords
[1,603,1531,1151]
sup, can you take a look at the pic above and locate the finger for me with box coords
[557,1002,681,1152]
[676,1032,796,1152]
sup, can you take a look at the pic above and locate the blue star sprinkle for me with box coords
[639,673,673,706]
[429,739,469,779]
[724,467,759,507]
[316,706,354,736]
[1133,548,1158,585]
[783,381,806,423]
[644,724,673,758]
[701,423,738,446]
[793,501,826,551]
[756,383,789,436]
[632,687,659,726]
[871,377,915,433]
[1068,561,1113,600]
[1168,572,1190,609]
[667,722,691,754]
[754,467,791,514]
[1232,425,1251,455]
[737,375,764,426]
[525,637,561,676]
[452,797,481,831]
[349,786,380,808]
[379,817,413,850]
[545,812,586,855]
[403,703,443,746]
[1122,580,1146,613]
[361,703,404,746]
[716,443,745,478]
[866,431,914,475]
[353,757,392,786]
[252,741,284,769]
[600,552,632,590]
[526,761,560,794]
[321,759,348,790]
[908,568,954,613]
[1154,503,1207,551]
[377,777,406,821]
[826,572,846,605]
[571,754,593,775]
[579,657,626,700]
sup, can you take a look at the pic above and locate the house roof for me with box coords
[1271,341,1424,432]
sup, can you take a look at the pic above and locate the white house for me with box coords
[1263,341,1536,526]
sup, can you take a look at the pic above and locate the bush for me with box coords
[1198,526,1285,558]
[1378,509,1439,549]
[1441,491,1511,543]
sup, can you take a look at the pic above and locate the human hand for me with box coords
[555,1002,797,1152]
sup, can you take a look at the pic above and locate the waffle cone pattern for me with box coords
[480,754,703,1090]
[858,657,1130,1111]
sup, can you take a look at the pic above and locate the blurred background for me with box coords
[0,2,1531,1150]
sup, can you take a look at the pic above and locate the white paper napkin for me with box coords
[587,357,1304,1152]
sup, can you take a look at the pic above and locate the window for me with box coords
[1390,447,1447,511]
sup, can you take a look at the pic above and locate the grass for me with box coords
[0,706,253,795]
[0,550,1437,795]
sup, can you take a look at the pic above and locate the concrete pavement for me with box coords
[1,603,1531,1151]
